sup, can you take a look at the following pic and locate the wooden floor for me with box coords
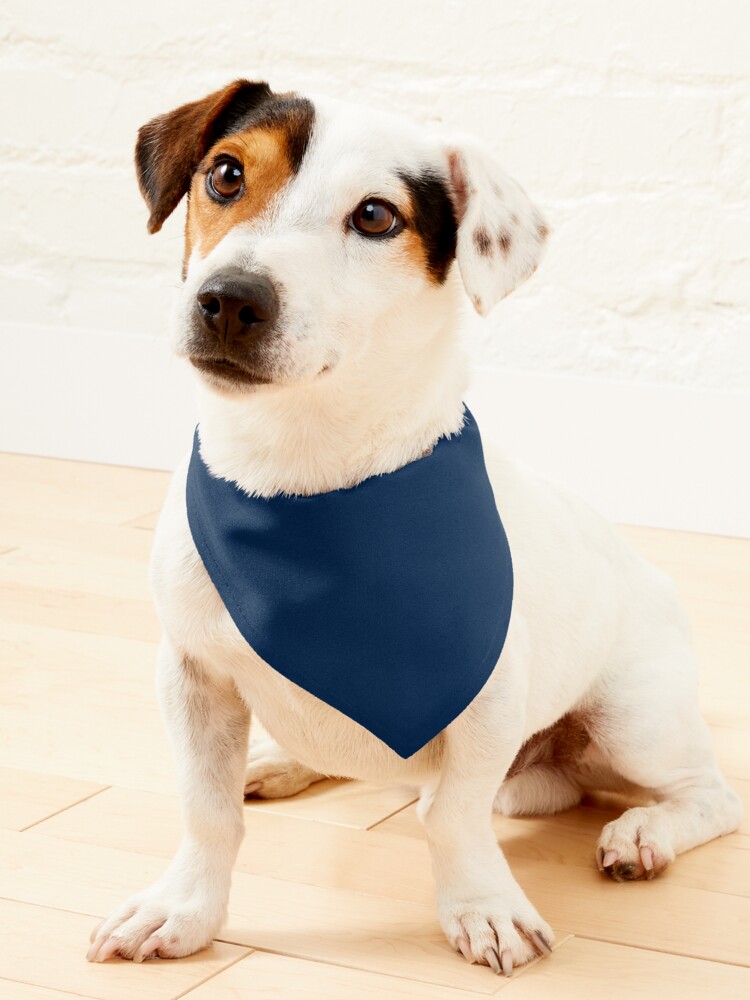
[0,451,748,1000]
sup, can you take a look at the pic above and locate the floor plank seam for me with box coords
[210,941,509,994]
[19,785,113,833]
[0,895,102,922]
[0,973,99,1000]
[121,509,160,529]
[239,809,404,832]
[171,945,254,1000]
[364,795,420,831]
[573,932,750,969]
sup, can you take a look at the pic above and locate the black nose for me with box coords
[195,269,279,348]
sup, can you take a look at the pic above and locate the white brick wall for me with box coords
[1,0,749,532]
[3,0,748,388]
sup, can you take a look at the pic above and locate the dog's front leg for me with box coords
[422,679,554,976]
[87,637,249,962]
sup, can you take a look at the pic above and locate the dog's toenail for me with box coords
[531,930,552,956]
[501,948,514,976]
[457,937,474,963]
[484,947,502,974]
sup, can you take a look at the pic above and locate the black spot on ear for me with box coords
[498,230,513,257]
[398,168,458,282]
[473,228,493,256]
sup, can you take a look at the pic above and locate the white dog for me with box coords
[87,80,742,975]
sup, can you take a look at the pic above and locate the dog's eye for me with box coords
[349,199,400,237]
[207,158,244,201]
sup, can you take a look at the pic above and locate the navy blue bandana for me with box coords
[186,408,513,759]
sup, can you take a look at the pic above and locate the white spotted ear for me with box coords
[445,134,549,316]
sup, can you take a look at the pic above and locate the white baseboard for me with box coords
[2,322,748,537]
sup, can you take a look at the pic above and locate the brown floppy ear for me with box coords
[135,79,272,234]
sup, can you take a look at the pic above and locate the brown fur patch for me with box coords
[537,221,549,241]
[473,227,493,256]
[135,80,314,250]
[135,80,273,234]
[506,712,591,780]
[396,228,430,274]
[186,127,294,260]
[498,230,513,257]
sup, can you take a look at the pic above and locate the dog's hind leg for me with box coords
[493,712,589,816]
[495,765,582,816]
[590,645,742,881]
[244,734,326,798]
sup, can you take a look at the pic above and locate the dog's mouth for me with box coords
[188,356,273,386]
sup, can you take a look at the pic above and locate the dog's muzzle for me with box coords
[195,268,279,351]
[187,268,281,385]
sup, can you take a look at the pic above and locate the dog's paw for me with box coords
[596,806,676,881]
[86,884,224,962]
[440,892,555,975]
[245,736,324,799]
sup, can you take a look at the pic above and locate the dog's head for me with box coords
[136,80,548,393]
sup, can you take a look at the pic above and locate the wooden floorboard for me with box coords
[0,451,748,998]
[0,898,249,1000]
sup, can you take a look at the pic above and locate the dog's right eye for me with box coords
[349,199,402,237]
[207,158,244,202]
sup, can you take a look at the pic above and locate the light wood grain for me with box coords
[0,898,249,1000]
[1,453,748,998]
[0,581,159,642]
[35,781,750,903]
[0,767,106,831]
[241,774,417,829]
[501,936,750,1000]
[36,786,435,901]
[0,511,154,560]
[712,725,750,781]
[380,793,750,898]
[185,950,509,999]
[184,943,750,1000]
[124,510,160,531]
[0,452,168,526]
[0,983,98,1000]
[0,828,566,994]
[0,621,174,793]
[0,540,156,601]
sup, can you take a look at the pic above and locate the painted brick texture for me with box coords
[2,0,748,388]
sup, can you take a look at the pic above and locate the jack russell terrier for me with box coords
[87,80,742,976]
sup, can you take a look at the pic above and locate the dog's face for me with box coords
[136,80,548,394]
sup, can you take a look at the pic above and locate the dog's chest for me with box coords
[150,462,436,783]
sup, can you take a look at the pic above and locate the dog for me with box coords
[87,80,742,974]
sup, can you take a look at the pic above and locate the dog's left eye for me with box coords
[349,199,401,237]
[207,158,244,201]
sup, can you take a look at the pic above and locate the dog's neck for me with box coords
[194,313,469,497]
